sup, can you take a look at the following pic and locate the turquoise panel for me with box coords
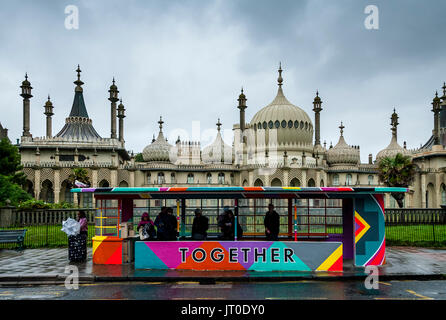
[135,241,168,269]
[249,242,311,271]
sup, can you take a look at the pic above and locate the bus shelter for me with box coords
[71,187,406,272]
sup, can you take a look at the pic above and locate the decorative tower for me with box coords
[312,90,323,146]
[432,91,441,145]
[44,95,54,138]
[108,78,119,139]
[117,98,126,143]
[391,108,399,140]
[20,73,33,138]
[237,87,247,134]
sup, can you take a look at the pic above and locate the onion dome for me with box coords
[202,119,233,164]
[326,122,360,165]
[250,63,313,150]
[21,73,31,86]
[376,109,411,161]
[142,116,174,162]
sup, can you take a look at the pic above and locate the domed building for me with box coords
[250,64,314,157]
[14,64,446,209]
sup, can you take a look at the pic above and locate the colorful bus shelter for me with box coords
[72,187,406,272]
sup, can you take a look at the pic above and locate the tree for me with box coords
[0,175,31,206]
[67,168,91,188]
[377,153,416,208]
[134,153,144,162]
[0,138,26,186]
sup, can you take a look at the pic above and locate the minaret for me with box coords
[44,95,54,138]
[391,108,399,140]
[440,82,446,128]
[108,78,119,139]
[312,90,323,146]
[237,87,247,133]
[20,73,33,138]
[432,91,441,145]
[117,98,126,143]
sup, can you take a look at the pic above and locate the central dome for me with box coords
[250,66,313,150]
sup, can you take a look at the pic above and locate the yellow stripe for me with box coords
[316,244,343,271]
[406,290,434,300]
[355,211,370,243]
[283,187,301,190]
[92,236,107,255]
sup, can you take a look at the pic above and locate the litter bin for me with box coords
[68,233,87,262]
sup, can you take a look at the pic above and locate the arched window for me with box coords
[346,174,352,186]
[368,175,374,185]
[254,179,263,186]
[157,172,165,184]
[187,173,194,184]
[206,173,212,184]
[333,174,339,186]
[290,178,300,187]
[171,173,176,184]
[218,173,225,184]
[307,178,315,187]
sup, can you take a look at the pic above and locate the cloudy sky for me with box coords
[1,0,445,162]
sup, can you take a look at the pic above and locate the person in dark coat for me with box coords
[192,209,209,240]
[264,203,280,241]
[155,207,177,240]
[218,209,243,240]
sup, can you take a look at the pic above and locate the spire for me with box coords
[237,87,247,109]
[158,116,164,132]
[277,62,283,87]
[216,118,222,132]
[391,108,399,139]
[69,65,89,118]
[74,64,84,92]
[339,121,344,137]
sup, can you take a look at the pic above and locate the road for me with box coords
[0,280,445,300]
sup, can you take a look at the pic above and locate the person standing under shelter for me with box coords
[192,208,209,240]
[264,203,280,241]
[155,207,177,240]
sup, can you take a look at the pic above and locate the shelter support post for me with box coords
[342,198,355,260]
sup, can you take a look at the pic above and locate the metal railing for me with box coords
[0,208,96,248]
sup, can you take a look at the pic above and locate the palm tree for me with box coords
[68,168,90,188]
[68,168,91,207]
[377,153,416,208]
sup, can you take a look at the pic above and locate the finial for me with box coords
[339,121,344,136]
[216,118,222,132]
[152,134,155,143]
[158,116,164,131]
[25,73,28,80]
[74,64,84,90]
[277,62,283,87]
[112,77,115,85]
[316,90,319,97]
[48,94,51,101]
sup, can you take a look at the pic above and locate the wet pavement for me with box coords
[0,280,445,300]
[0,246,445,282]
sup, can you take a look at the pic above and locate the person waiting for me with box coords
[137,212,156,240]
[264,203,280,241]
[191,208,209,240]
[155,207,177,240]
[218,209,243,240]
